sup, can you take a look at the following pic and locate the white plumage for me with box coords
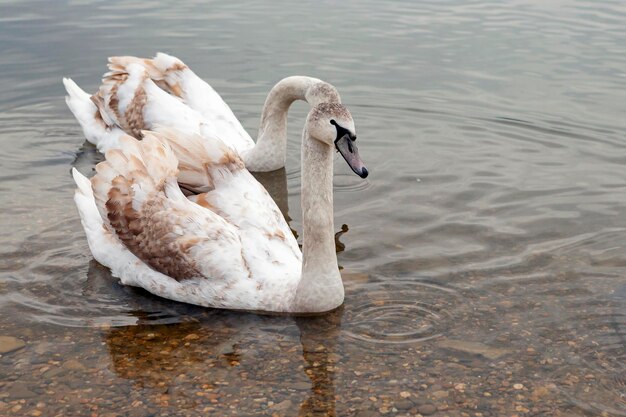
[65,54,368,313]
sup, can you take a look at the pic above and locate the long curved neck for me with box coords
[292,129,344,313]
[243,76,340,172]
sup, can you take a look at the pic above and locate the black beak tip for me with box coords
[359,167,369,179]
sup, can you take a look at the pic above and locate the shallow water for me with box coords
[1,0,625,415]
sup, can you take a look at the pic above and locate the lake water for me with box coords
[1,0,625,415]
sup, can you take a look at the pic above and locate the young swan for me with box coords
[63,53,343,172]
[72,102,368,313]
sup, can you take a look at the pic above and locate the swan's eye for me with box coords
[331,120,356,145]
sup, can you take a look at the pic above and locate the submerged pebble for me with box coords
[437,339,511,360]
[417,403,437,415]
[0,336,25,354]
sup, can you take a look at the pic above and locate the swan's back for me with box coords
[114,53,253,144]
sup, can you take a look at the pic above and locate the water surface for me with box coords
[1,0,625,415]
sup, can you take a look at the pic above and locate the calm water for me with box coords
[1,0,625,415]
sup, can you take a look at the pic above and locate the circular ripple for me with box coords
[333,172,372,193]
[9,260,206,328]
[342,278,461,346]
[285,169,373,193]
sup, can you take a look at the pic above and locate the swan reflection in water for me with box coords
[100,289,344,416]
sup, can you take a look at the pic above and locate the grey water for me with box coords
[1,0,625,415]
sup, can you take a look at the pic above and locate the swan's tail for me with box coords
[72,167,103,234]
[72,167,129,270]
[63,78,126,153]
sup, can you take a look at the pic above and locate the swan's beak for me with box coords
[335,134,368,179]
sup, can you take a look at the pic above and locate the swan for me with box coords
[63,52,343,172]
[71,102,368,313]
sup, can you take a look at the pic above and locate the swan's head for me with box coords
[305,81,341,106]
[307,103,368,179]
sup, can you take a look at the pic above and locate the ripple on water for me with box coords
[342,277,462,347]
[333,172,372,193]
[6,260,207,328]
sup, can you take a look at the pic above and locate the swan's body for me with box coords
[71,103,367,313]
[64,52,341,172]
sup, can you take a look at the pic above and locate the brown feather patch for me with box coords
[90,93,109,127]
[218,148,245,171]
[166,61,188,73]
[108,82,122,125]
[124,84,148,139]
[194,193,214,210]
[104,172,203,281]
[169,82,183,98]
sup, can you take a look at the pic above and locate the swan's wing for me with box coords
[90,134,252,287]
[155,128,299,243]
[190,169,303,285]
[154,129,302,272]
[93,63,230,147]
[73,166,201,300]
[107,53,254,153]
